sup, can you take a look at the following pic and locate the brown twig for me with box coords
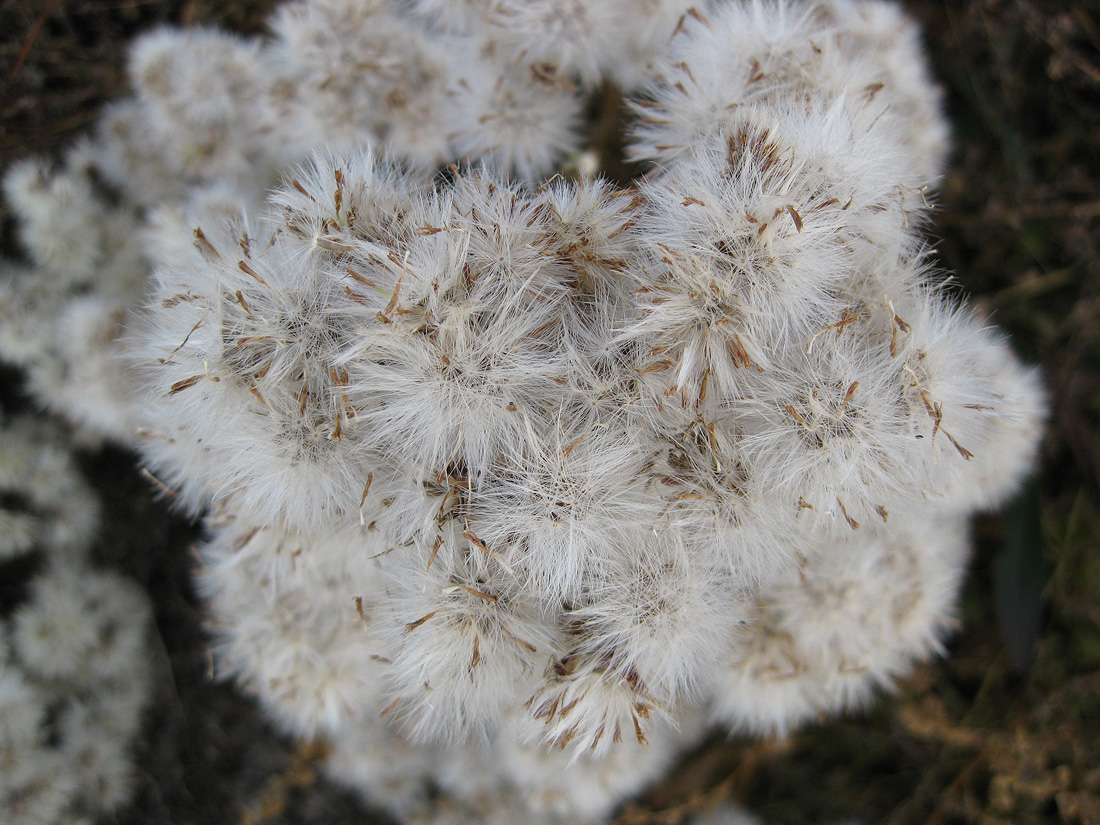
[0,0,69,111]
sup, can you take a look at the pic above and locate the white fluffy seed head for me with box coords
[0,417,100,562]
[466,430,663,602]
[889,291,1047,511]
[728,313,937,532]
[272,0,454,166]
[135,152,432,528]
[341,170,641,482]
[516,651,672,757]
[11,576,102,686]
[630,0,948,190]
[623,98,929,424]
[710,515,969,736]
[483,0,623,86]
[1,562,153,824]
[441,707,706,821]
[600,0,700,90]
[321,716,437,819]
[198,513,391,736]
[0,664,46,748]
[0,143,147,445]
[566,536,750,699]
[127,26,278,192]
[377,530,562,744]
[444,50,584,180]
[2,159,105,281]
[12,565,149,686]
[815,0,951,182]
[129,27,261,131]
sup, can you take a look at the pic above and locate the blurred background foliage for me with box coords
[1,0,1097,823]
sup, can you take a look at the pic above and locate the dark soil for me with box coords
[1,1,1098,824]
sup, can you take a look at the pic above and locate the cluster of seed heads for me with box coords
[0,418,154,825]
[0,0,1044,823]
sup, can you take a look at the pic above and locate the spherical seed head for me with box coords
[136,151,429,529]
[710,515,969,736]
[376,529,562,743]
[197,515,391,736]
[566,536,750,699]
[466,429,664,602]
[272,0,454,165]
[630,0,948,190]
[128,27,270,182]
[444,51,583,181]
[889,291,1047,512]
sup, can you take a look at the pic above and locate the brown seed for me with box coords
[315,236,356,253]
[426,535,443,572]
[840,381,859,414]
[238,260,270,287]
[836,498,860,530]
[405,610,440,632]
[457,584,498,603]
[786,204,803,232]
[291,179,313,199]
[359,474,374,507]
[169,374,203,395]
[193,227,220,258]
